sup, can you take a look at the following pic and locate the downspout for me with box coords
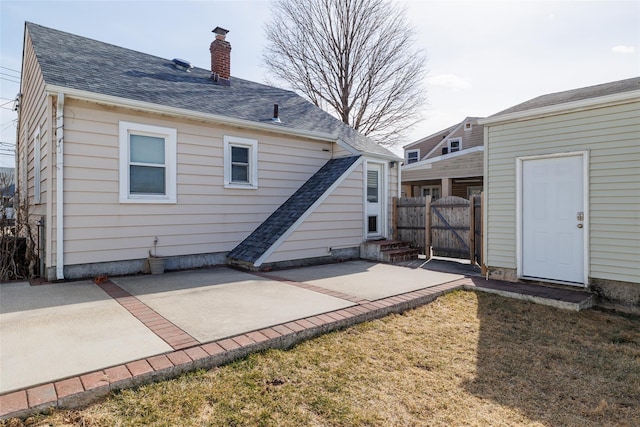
[397,160,401,238]
[56,93,64,280]
[397,160,401,201]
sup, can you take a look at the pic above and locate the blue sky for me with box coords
[1,0,638,167]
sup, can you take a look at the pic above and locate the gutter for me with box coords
[56,93,64,280]
[45,85,339,144]
[44,85,401,162]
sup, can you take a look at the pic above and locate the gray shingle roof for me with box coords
[227,155,360,264]
[492,77,640,117]
[25,22,396,158]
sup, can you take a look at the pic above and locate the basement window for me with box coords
[119,121,177,203]
[224,135,258,189]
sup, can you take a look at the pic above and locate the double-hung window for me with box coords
[119,121,176,203]
[224,136,258,189]
[406,149,420,164]
[448,137,462,153]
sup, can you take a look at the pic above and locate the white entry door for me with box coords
[521,154,585,284]
[366,163,384,239]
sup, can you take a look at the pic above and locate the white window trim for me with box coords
[119,121,177,203]
[464,122,472,131]
[224,135,258,189]
[20,127,27,204]
[406,149,420,164]
[420,185,441,199]
[448,137,462,152]
[34,126,41,204]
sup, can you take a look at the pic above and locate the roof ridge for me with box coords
[491,77,640,117]
[25,22,397,158]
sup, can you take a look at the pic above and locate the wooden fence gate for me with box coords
[394,196,430,254]
[393,194,483,265]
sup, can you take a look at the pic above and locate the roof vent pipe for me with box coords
[271,104,281,123]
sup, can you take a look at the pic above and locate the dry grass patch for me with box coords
[5,291,639,426]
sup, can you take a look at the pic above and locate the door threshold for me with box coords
[520,276,587,288]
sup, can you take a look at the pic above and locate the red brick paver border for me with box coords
[96,280,199,350]
[1,266,593,421]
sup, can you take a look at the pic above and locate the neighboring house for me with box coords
[401,117,484,200]
[480,77,640,312]
[18,22,401,281]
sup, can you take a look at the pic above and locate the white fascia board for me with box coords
[336,138,361,155]
[402,145,484,170]
[364,151,403,162]
[479,90,640,126]
[45,84,338,143]
[254,156,365,266]
[336,138,401,161]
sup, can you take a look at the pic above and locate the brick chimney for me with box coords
[210,26,231,86]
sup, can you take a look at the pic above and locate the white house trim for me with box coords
[223,135,259,189]
[479,90,640,126]
[34,126,41,204]
[254,156,365,267]
[515,150,590,287]
[56,93,64,280]
[118,121,178,203]
[336,138,360,156]
[363,158,389,240]
[45,85,337,143]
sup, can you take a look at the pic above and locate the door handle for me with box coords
[577,224,583,229]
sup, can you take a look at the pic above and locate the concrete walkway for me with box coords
[0,260,592,420]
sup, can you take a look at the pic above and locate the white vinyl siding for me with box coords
[19,30,52,262]
[485,100,640,283]
[265,163,364,263]
[61,99,333,265]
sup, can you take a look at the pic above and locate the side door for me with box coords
[366,162,385,239]
[521,154,585,284]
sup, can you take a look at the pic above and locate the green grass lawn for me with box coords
[5,291,640,426]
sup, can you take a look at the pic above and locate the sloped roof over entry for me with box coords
[228,155,361,265]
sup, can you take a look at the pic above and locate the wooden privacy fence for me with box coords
[393,194,483,265]
[394,196,430,254]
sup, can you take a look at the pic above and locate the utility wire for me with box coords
[0,77,20,84]
[0,66,20,74]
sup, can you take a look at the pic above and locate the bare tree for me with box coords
[263,0,427,146]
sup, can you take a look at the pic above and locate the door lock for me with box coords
[577,212,584,221]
